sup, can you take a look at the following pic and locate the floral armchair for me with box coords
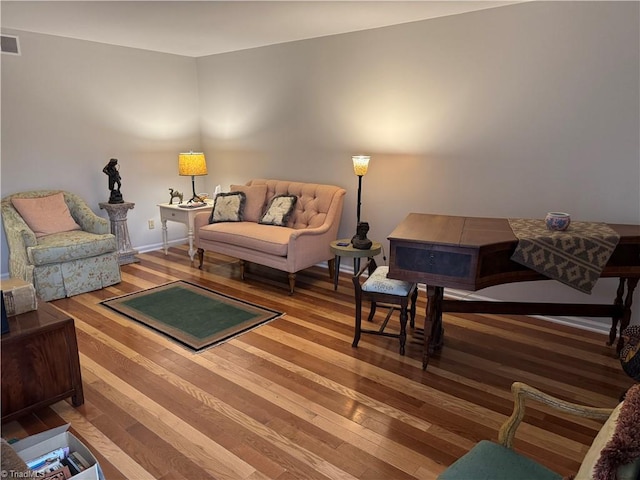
[1,190,121,301]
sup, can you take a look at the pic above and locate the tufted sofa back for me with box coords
[247,179,346,230]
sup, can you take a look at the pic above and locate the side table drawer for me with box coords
[161,208,191,223]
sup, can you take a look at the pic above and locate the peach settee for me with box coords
[194,179,346,293]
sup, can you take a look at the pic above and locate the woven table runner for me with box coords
[508,218,620,294]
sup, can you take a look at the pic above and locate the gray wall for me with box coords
[2,2,639,328]
[196,1,640,328]
[0,29,203,266]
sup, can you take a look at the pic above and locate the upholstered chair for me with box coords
[438,382,640,480]
[352,258,418,355]
[1,190,121,301]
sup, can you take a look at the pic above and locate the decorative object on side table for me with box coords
[102,158,124,204]
[168,188,183,205]
[178,151,208,204]
[352,221,372,250]
[545,211,571,231]
[351,155,372,249]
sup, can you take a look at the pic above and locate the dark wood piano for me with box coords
[387,213,640,370]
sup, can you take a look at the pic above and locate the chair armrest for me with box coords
[68,200,109,234]
[0,205,37,268]
[498,382,614,448]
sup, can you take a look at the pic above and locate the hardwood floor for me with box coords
[2,245,633,479]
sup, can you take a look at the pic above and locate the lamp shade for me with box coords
[178,152,207,176]
[352,155,370,176]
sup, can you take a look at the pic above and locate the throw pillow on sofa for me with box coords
[259,194,297,227]
[230,184,268,222]
[209,192,246,223]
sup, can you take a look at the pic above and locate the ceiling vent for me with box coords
[1,35,20,55]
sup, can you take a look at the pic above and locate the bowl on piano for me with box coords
[545,212,571,231]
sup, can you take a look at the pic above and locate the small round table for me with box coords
[329,238,382,290]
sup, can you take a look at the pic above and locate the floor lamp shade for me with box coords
[351,155,372,250]
[178,152,208,203]
[352,155,370,177]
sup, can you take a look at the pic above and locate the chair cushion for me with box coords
[11,192,81,238]
[362,266,415,296]
[437,440,562,480]
[27,231,117,266]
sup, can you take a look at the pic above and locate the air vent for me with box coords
[1,35,20,55]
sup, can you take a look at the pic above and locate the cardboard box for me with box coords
[11,424,104,480]
[0,278,37,316]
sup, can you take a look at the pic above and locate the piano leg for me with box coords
[609,278,626,346]
[614,277,639,354]
[423,285,445,370]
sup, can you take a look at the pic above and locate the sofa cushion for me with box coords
[209,192,246,223]
[259,194,297,226]
[230,184,268,222]
[199,222,293,256]
[11,192,81,238]
[27,230,118,266]
[578,383,640,480]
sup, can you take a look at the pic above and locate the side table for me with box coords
[1,302,84,423]
[158,202,213,261]
[99,201,139,265]
[329,238,382,290]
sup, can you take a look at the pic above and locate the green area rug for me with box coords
[101,281,283,352]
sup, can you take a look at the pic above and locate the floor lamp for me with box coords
[352,155,372,249]
[178,152,208,203]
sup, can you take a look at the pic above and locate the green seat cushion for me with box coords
[438,440,562,480]
[28,231,117,265]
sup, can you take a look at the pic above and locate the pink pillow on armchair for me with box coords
[11,192,81,238]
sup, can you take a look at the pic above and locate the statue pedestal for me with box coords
[99,202,139,265]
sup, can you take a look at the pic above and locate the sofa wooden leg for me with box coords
[197,248,204,269]
[288,273,296,295]
[239,260,245,280]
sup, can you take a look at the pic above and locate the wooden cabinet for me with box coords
[1,302,84,423]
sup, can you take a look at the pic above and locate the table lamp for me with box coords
[178,151,208,203]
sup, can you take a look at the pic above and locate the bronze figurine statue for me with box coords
[352,221,372,250]
[103,158,123,204]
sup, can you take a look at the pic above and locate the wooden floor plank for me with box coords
[2,245,633,479]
